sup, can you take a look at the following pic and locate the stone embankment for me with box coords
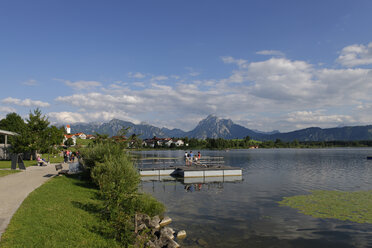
[136,214,186,248]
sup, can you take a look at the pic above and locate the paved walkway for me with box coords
[0,164,63,239]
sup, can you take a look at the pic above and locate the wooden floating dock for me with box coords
[140,175,243,183]
[138,156,242,182]
[139,165,242,178]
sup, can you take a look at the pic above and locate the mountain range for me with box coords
[70,115,372,141]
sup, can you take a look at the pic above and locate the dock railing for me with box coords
[191,156,225,167]
[135,156,226,169]
[135,158,180,169]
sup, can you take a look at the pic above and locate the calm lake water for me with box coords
[138,148,372,248]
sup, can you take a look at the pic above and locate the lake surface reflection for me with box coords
[138,148,372,248]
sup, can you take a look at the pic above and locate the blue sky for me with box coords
[1,0,372,132]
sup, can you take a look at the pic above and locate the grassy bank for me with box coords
[0,154,63,169]
[0,170,20,177]
[0,160,37,169]
[0,175,121,248]
[40,154,64,163]
[1,141,165,247]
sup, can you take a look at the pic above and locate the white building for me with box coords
[66,124,71,134]
[174,139,184,147]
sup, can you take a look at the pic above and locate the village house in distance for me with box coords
[142,137,185,148]
[62,124,186,148]
[62,125,95,146]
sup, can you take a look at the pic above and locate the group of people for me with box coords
[184,151,201,166]
[63,150,80,163]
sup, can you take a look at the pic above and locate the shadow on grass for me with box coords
[65,173,97,189]
[69,174,116,242]
[71,201,103,215]
[71,200,116,241]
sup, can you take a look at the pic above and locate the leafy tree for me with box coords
[291,139,300,147]
[4,109,63,155]
[59,125,67,134]
[129,134,142,148]
[0,112,26,144]
[48,125,64,147]
[0,112,26,133]
[26,108,50,153]
[64,138,74,147]
[93,133,110,144]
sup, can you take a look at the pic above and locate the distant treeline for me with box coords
[181,136,259,149]
[82,135,372,150]
[156,137,372,149]
[259,139,372,148]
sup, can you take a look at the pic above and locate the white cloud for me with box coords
[286,110,355,125]
[256,50,285,57]
[185,67,201,77]
[54,79,102,89]
[151,75,168,81]
[49,42,372,131]
[133,82,145,87]
[48,111,139,124]
[247,58,317,100]
[47,112,87,123]
[2,97,50,107]
[0,106,16,113]
[171,75,180,80]
[337,42,372,67]
[55,93,142,111]
[221,56,247,67]
[109,84,124,89]
[22,79,38,86]
[128,72,146,79]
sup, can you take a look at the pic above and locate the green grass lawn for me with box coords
[41,154,64,163]
[0,155,64,169]
[0,160,37,169]
[279,190,372,224]
[0,170,21,177]
[76,139,93,146]
[0,175,121,248]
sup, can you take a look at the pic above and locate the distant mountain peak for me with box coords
[68,115,372,141]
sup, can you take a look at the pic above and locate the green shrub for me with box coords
[135,193,165,217]
[80,142,165,246]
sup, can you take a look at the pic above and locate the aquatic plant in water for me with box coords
[279,190,372,223]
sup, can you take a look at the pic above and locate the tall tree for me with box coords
[26,108,50,153]
[0,112,26,144]
[47,125,64,152]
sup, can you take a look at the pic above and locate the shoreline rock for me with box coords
[135,214,186,248]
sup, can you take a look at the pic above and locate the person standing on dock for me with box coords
[184,151,189,165]
[189,151,194,165]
